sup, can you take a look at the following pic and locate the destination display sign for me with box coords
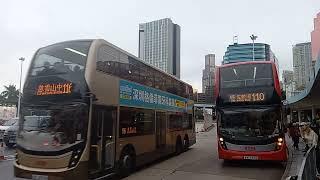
[36,82,73,96]
[229,92,265,103]
[119,79,188,112]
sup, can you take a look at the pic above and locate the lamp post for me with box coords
[17,57,25,118]
[250,34,258,61]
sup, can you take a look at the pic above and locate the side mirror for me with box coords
[84,92,98,101]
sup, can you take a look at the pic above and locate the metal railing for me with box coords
[297,145,317,180]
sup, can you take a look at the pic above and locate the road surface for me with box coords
[125,127,285,180]
[0,127,284,180]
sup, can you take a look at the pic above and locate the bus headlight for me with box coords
[69,149,82,168]
[275,138,283,150]
[219,137,227,150]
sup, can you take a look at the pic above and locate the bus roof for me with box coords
[218,61,275,68]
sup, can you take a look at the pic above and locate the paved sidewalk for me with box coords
[282,134,306,179]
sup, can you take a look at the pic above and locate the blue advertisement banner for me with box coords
[119,79,188,112]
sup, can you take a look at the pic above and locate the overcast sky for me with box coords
[0,0,319,92]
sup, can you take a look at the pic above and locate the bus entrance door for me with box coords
[90,106,116,174]
[156,111,166,149]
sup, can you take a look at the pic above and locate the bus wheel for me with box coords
[183,136,189,151]
[119,148,136,177]
[175,137,183,155]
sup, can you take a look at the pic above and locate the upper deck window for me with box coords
[30,41,91,77]
[96,45,191,99]
[24,41,92,103]
[220,63,273,89]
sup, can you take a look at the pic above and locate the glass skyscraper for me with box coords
[222,43,278,71]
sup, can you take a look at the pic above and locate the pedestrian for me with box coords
[310,114,320,172]
[311,114,320,136]
[300,122,318,152]
[288,122,300,150]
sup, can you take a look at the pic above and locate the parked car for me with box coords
[0,118,18,142]
[4,121,19,148]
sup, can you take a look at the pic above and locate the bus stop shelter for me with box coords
[287,59,320,122]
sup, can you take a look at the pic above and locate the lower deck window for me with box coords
[119,107,154,137]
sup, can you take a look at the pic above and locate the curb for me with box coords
[281,144,293,180]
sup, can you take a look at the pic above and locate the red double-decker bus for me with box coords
[215,61,287,161]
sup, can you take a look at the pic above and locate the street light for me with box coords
[17,57,25,118]
[250,34,258,61]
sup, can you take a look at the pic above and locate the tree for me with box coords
[1,85,19,107]
[0,94,5,106]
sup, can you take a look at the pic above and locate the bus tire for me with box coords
[119,147,136,177]
[183,135,189,151]
[175,136,183,155]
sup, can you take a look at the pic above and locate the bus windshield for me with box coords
[220,63,273,89]
[218,107,281,138]
[17,103,88,152]
[23,41,92,103]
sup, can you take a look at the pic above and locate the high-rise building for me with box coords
[223,43,279,71]
[292,42,312,91]
[282,70,294,98]
[311,12,320,62]
[286,81,298,98]
[202,54,215,92]
[139,18,180,78]
[282,70,294,85]
[202,54,215,104]
[194,92,206,104]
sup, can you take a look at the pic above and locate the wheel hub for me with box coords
[123,155,131,168]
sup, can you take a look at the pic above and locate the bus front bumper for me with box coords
[218,144,288,161]
[14,161,88,180]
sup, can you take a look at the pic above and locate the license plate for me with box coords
[9,140,15,143]
[243,156,258,160]
[32,175,48,180]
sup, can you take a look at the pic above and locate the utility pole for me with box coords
[17,57,25,118]
[250,34,258,61]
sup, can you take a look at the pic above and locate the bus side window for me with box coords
[120,107,154,137]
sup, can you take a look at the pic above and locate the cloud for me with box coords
[0,0,319,93]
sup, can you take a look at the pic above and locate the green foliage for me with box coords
[0,85,19,107]
[0,94,6,106]
[195,108,204,120]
